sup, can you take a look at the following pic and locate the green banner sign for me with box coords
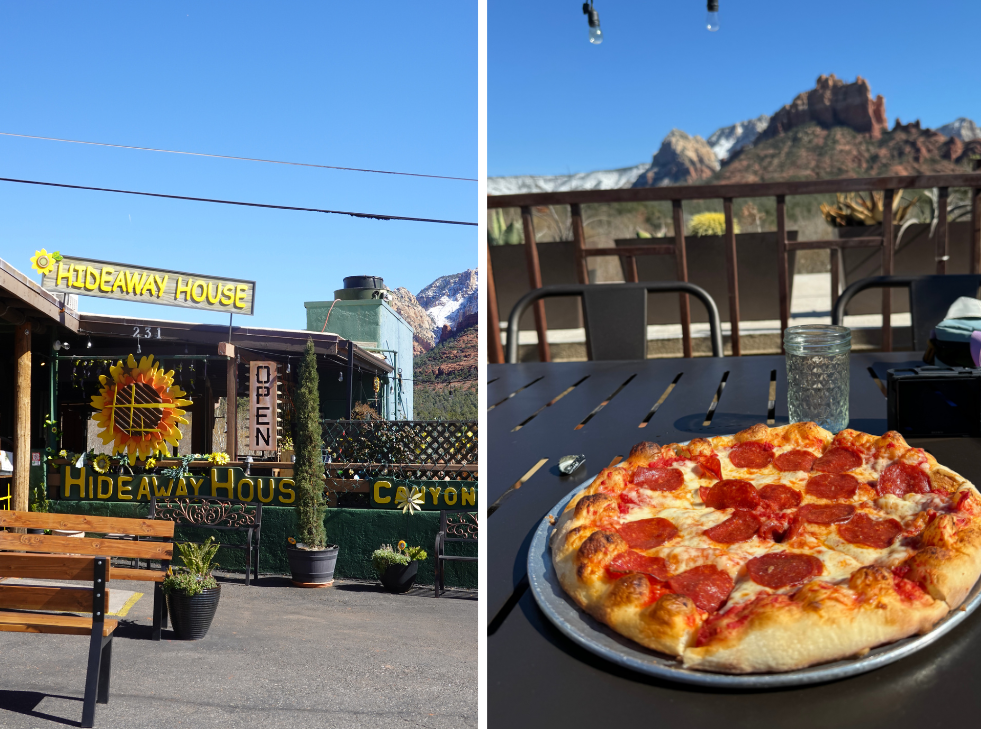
[60,466,295,506]
[369,480,477,510]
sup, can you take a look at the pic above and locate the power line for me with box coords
[0,176,476,227]
[0,131,477,183]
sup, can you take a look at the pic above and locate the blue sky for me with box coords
[489,0,981,177]
[0,2,476,329]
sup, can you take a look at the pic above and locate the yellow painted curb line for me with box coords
[110,591,144,617]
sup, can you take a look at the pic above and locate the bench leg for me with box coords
[97,637,113,704]
[153,583,166,640]
[245,529,253,587]
[82,633,110,727]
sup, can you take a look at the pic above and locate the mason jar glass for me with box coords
[784,325,851,433]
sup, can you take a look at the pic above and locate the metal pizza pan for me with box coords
[528,475,981,688]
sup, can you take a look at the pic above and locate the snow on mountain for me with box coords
[487,163,649,195]
[416,269,478,341]
[706,114,771,161]
[938,117,981,142]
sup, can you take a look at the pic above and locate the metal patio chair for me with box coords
[832,274,981,351]
[505,281,724,363]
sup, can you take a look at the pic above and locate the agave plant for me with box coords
[820,191,918,227]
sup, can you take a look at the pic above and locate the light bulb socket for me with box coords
[707,0,718,11]
[585,7,600,27]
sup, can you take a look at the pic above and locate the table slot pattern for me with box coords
[489,376,544,411]
[701,371,730,427]
[638,373,683,428]
[767,369,778,425]
[513,376,590,432]
[488,458,550,517]
[575,374,637,430]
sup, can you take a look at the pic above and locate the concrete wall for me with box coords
[49,501,476,589]
[305,300,414,420]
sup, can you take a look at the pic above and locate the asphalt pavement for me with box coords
[0,572,477,728]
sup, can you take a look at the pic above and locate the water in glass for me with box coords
[784,325,851,433]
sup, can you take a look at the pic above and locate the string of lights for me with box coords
[0,176,476,227]
[0,131,477,182]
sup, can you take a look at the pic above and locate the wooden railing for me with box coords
[487,173,981,362]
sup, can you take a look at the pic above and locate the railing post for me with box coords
[971,184,981,275]
[936,187,949,275]
[830,246,840,315]
[776,195,789,352]
[625,256,639,283]
[570,203,589,284]
[672,200,692,358]
[520,206,551,362]
[881,189,894,352]
[486,246,505,364]
[723,197,741,356]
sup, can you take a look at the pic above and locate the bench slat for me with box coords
[112,567,166,582]
[0,511,175,538]
[0,584,109,613]
[0,611,117,636]
[0,533,172,560]
[0,554,108,581]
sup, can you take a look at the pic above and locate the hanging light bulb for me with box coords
[286,360,291,374]
[339,371,343,382]
[706,0,719,31]
[582,2,602,44]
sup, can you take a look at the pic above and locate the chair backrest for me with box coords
[440,510,478,544]
[833,274,981,350]
[149,495,262,532]
[505,282,724,363]
[0,553,111,615]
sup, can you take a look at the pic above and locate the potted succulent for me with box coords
[372,541,428,593]
[162,537,222,640]
[286,339,339,586]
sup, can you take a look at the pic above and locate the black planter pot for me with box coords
[167,586,221,640]
[287,545,339,585]
[380,561,419,593]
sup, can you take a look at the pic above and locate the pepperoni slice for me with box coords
[759,483,802,511]
[703,510,762,544]
[617,518,679,549]
[838,513,903,549]
[728,442,774,469]
[695,455,722,481]
[799,503,856,524]
[805,473,860,501]
[703,480,761,510]
[877,462,931,497]
[812,447,863,473]
[758,512,794,541]
[746,552,824,589]
[784,513,805,541]
[632,467,685,492]
[667,564,734,612]
[608,551,671,580]
[773,449,817,473]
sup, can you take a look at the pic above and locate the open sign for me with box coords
[250,361,278,451]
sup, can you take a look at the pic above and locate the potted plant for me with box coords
[162,537,222,640]
[372,541,428,593]
[286,338,339,586]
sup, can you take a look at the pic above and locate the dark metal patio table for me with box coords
[488,352,981,728]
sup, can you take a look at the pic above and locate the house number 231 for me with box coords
[132,326,162,339]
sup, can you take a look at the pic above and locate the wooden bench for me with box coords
[149,495,262,585]
[434,510,478,598]
[0,511,174,727]
[0,511,175,641]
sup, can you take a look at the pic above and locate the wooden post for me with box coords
[723,198,741,357]
[570,203,589,284]
[226,355,238,460]
[936,187,949,275]
[830,246,840,317]
[486,246,505,364]
[776,195,789,352]
[13,321,31,513]
[881,189,894,352]
[520,206,550,362]
[971,185,981,275]
[672,200,692,358]
[624,256,639,283]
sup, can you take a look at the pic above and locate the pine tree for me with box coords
[294,338,327,548]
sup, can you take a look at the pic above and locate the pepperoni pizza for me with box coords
[551,422,981,673]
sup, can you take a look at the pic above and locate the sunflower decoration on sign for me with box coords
[30,249,61,277]
[395,486,425,515]
[89,354,192,461]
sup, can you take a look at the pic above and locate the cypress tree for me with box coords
[294,338,327,548]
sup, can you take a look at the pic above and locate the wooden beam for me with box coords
[570,204,589,284]
[881,189,895,352]
[776,195,789,350]
[486,246,505,365]
[590,244,676,257]
[673,201,692,358]
[936,187,949,275]
[0,259,80,331]
[226,356,238,459]
[786,238,883,251]
[13,321,30,514]
[520,206,550,362]
[723,198,741,357]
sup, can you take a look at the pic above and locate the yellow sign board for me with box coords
[41,255,256,315]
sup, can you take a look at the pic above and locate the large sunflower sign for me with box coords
[90,354,192,460]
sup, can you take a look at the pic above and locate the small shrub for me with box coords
[688,212,739,237]
[371,542,428,576]
[162,537,220,597]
